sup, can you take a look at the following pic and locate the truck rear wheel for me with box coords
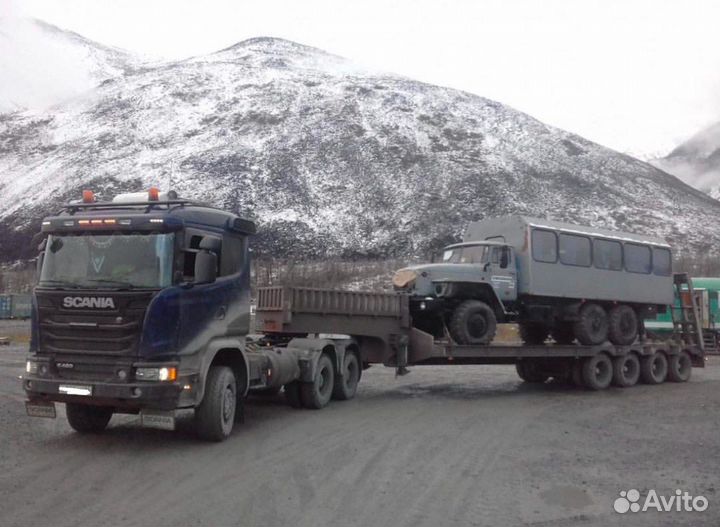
[667,351,692,382]
[640,351,668,384]
[519,323,548,345]
[608,305,638,345]
[300,354,335,409]
[332,352,360,401]
[515,360,549,383]
[66,403,113,433]
[551,324,575,345]
[449,300,497,345]
[581,353,612,390]
[574,303,609,345]
[611,353,640,387]
[195,366,237,441]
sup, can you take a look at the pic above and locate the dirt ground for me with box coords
[0,328,718,526]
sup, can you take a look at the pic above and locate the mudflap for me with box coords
[25,400,57,419]
[140,409,176,431]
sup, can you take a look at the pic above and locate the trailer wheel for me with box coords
[519,323,549,345]
[551,324,575,345]
[448,300,497,345]
[581,353,613,390]
[574,303,609,345]
[66,403,113,433]
[608,305,638,345]
[611,353,640,387]
[640,351,668,384]
[515,360,549,383]
[332,352,360,401]
[300,354,335,409]
[194,366,237,441]
[667,351,692,383]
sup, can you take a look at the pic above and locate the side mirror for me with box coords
[36,252,45,281]
[483,262,491,272]
[194,250,217,284]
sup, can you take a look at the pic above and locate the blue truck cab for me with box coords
[23,189,283,440]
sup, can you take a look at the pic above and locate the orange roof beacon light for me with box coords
[82,190,95,203]
[148,187,160,201]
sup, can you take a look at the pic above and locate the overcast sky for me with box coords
[6,0,720,157]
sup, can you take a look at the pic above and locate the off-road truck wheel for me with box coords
[667,351,692,383]
[66,403,113,433]
[519,323,549,345]
[574,303,609,345]
[195,366,237,441]
[300,354,335,409]
[640,351,668,384]
[449,300,497,345]
[551,323,575,345]
[608,305,638,345]
[284,382,303,408]
[332,352,360,401]
[581,353,613,390]
[515,360,549,383]
[611,353,640,387]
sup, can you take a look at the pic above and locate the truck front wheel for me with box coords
[449,300,497,345]
[66,403,113,433]
[195,366,237,441]
[574,303,609,345]
[300,354,335,409]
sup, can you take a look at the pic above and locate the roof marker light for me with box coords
[82,190,95,203]
[78,220,90,225]
[103,219,117,225]
[118,219,132,226]
[91,219,103,225]
[148,187,160,201]
[149,218,164,224]
[42,221,51,226]
[63,221,74,227]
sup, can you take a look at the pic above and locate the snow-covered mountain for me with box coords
[2,34,720,262]
[651,121,720,198]
[0,18,140,113]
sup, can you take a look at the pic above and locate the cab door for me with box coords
[488,246,517,301]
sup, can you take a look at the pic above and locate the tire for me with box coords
[284,381,303,408]
[300,354,335,409]
[519,323,549,345]
[194,366,237,441]
[581,353,613,390]
[608,305,638,345]
[332,352,360,400]
[667,351,692,383]
[65,403,113,433]
[515,360,549,383]
[448,300,497,345]
[640,351,668,384]
[574,303,609,346]
[611,353,640,387]
[551,323,575,345]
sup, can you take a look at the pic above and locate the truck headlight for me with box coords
[26,360,38,374]
[392,269,418,288]
[135,366,177,382]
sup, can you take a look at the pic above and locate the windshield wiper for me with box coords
[37,280,82,289]
[82,279,136,290]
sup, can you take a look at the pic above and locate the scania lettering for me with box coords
[62,297,116,309]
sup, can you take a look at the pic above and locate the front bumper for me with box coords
[23,376,185,411]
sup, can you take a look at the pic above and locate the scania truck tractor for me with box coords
[22,189,363,440]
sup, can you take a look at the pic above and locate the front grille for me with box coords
[36,291,155,357]
[53,356,133,383]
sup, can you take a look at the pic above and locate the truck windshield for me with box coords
[442,244,490,264]
[39,233,175,289]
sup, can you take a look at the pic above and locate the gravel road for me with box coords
[0,342,718,527]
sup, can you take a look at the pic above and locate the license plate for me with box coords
[140,410,176,431]
[26,401,57,418]
[58,384,93,396]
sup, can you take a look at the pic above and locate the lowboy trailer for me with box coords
[256,273,704,394]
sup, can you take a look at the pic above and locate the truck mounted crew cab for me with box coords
[23,189,362,441]
[392,216,674,347]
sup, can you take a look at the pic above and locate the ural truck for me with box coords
[392,216,674,347]
[23,189,363,441]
